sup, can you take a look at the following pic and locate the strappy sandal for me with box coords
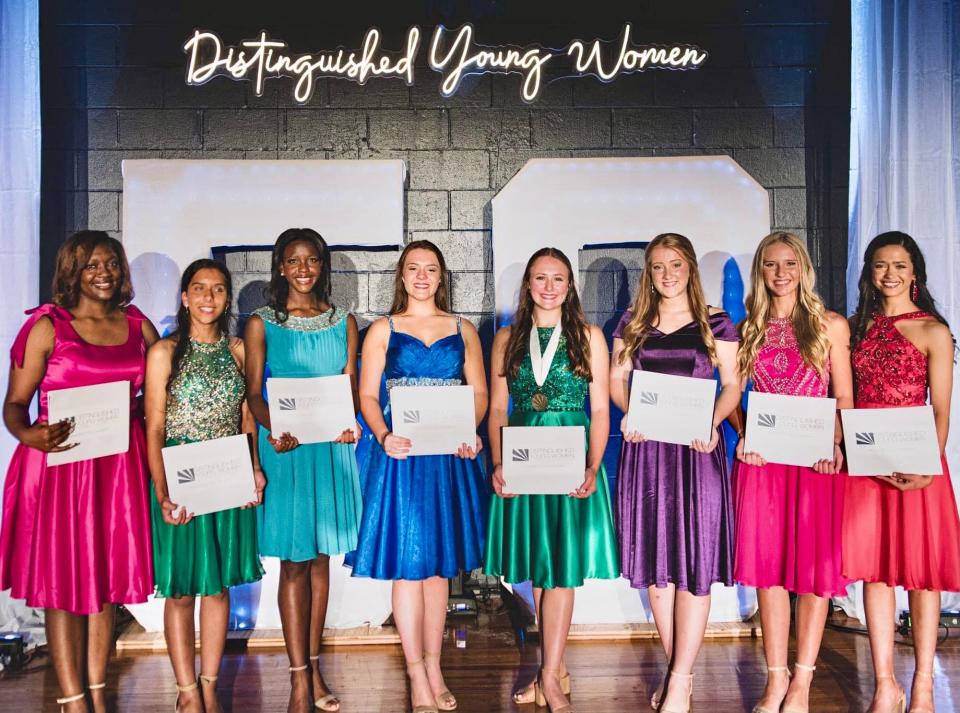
[781,663,815,713]
[406,659,439,713]
[535,667,573,713]
[309,655,341,711]
[751,666,790,713]
[56,692,85,713]
[423,651,456,711]
[173,680,198,713]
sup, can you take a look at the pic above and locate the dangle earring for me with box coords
[911,280,919,302]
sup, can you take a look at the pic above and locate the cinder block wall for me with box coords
[40,1,850,329]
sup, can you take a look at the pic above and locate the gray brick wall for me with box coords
[39,2,850,324]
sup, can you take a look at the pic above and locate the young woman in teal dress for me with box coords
[485,248,619,713]
[244,229,362,713]
[144,259,265,713]
[350,240,488,713]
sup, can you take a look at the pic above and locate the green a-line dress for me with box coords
[484,329,620,589]
[151,336,264,598]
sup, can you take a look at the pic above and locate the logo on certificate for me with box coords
[177,468,196,484]
[278,398,297,411]
[639,391,658,406]
[402,410,420,424]
[758,413,777,428]
[511,448,529,462]
[855,432,875,445]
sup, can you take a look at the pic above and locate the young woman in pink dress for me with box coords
[843,231,960,713]
[734,232,853,713]
[0,231,159,713]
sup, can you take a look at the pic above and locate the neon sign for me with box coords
[183,24,707,104]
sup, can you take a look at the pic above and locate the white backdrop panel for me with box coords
[122,159,405,631]
[493,156,770,624]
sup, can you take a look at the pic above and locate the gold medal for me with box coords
[531,392,549,411]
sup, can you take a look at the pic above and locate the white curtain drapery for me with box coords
[843,0,960,615]
[0,0,42,638]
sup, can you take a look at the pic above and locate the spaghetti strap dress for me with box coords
[348,316,488,580]
[734,318,851,597]
[484,328,619,589]
[0,304,153,615]
[255,306,362,562]
[841,311,960,591]
[151,336,264,597]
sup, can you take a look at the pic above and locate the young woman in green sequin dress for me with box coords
[485,248,619,713]
[144,259,265,713]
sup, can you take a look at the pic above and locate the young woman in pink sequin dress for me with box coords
[0,232,159,713]
[734,233,853,713]
[844,231,959,713]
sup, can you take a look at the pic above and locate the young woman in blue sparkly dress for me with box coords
[349,240,488,713]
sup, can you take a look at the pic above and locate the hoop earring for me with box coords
[911,280,919,302]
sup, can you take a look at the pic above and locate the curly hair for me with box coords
[52,231,134,309]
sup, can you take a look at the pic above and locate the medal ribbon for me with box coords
[529,320,563,387]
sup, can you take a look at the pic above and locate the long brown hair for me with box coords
[502,247,593,380]
[389,240,450,314]
[617,233,717,365]
[52,231,134,309]
[268,227,332,323]
[738,232,830,379]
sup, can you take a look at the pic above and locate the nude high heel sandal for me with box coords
[658,671,693,713]
[423,651,456,711]
[406,659,439,713]
[174,680,198,713]
[751,666,790,713]
[909,671,935,713]
[514,671,570,704]
[308,655,341,711]
[535,667,573,713]
[56,692,85,713]
[781,663,815,713]
[875,674,906,713]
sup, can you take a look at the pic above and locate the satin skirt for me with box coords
[616,432,733,595]
[151,437,264,598]
[347,442,488,581]
[257,428,362,562]
[843,449,960,591]
[0,419,153,615]
[734,461,850,597]
[484,410,619,589]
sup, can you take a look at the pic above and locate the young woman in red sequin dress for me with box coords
[844,231,960,713]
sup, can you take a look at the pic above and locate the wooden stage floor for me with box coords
[1,604,957,712]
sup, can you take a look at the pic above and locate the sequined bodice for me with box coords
[384,318,465,390]
[853,312,929,407]
[752,318,829,397]
[509,329,588,413]
[166,336,244,444]
[255,306,348,379]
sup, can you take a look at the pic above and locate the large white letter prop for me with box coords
[122,159,404,632]
[492,155,769,624]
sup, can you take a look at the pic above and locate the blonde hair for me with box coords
[737,232,830,380]
[617,233,718,366]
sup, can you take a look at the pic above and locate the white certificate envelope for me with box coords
[390,385,475,456]
[268,374,355,444]
[841,405,942,476]
[502,426,586,495]
[744,391,836,467]
[625,370,716,445]
[162,434,256,516]
[46,380,130,466]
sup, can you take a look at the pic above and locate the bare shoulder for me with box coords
[459,316,479,338]
[587,323,608,347]
[920,318,954,348]
[823,310,851,337]
[229,336,244,354]
[149,336,177,356]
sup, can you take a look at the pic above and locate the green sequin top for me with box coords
[508,328,588,413]
[166,336,244,445]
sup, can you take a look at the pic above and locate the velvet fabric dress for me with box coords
[842,311,960,590]
[614,311,738,595]
[0,304,154,615]
[734,318,850,597]
[151,336,263,598]
[348,317,488,580]
[484,329,619,589]
[255,307,363,562]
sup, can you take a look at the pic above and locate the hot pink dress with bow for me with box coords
[0,304,153,614]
